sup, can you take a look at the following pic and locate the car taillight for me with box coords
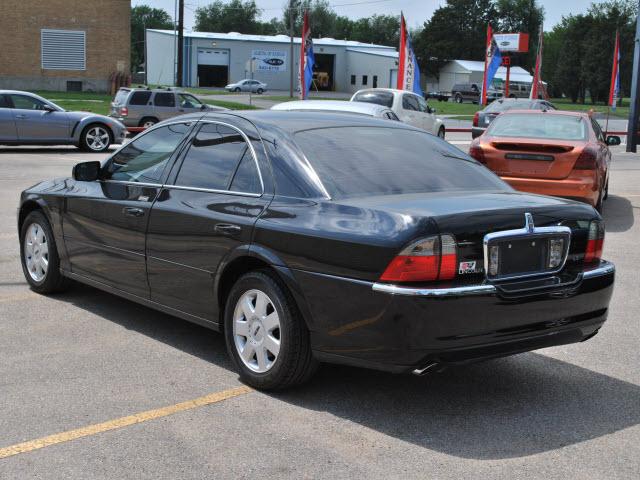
[574,146,598,170]
[380,234,457,283]
[469,141,486,164]
[584,220,605,264]
[472,112,479,127]
[119,106,128,117]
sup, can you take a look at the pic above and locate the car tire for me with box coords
[224,269,318,390]
[234,87,241,93]
[455,94,463,103]
[20,210,69,294]
[79,123,112,153]
[139,117,159,129]
[257,88,264,94]
[437,127,445,139]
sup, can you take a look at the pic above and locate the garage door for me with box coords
[197,49,229,66]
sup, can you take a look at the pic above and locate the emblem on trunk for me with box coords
[524,212,534,233]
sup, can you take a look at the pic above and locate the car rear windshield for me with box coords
[485,100,535,112]
[488,113,588,141]
[114,89,130,105]
[294,127,507,199]
[352,91,394,108]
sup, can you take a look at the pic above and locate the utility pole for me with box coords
[176,0,185,87]
[289,0,294,98]
[627,0,640,152]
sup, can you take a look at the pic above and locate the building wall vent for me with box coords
[41,29,86,70]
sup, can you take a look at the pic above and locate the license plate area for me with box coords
[483,214,572,282]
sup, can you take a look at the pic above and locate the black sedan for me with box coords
[18,111,614,390]
[472,98,556,138]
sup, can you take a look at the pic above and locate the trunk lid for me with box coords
[483,136,586,180]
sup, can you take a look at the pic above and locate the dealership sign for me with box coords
[252,50,287,72]
[493,33,529,53]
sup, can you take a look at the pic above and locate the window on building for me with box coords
[41,29,86,70]
[373,76,378,88]
[175,123,251,191]
[350,75,356,85]
[362,75,368,86]
[154,92,176,107]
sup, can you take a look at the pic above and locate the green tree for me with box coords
[414,0,497,81]
[131,5,174,73]
[194,0,261,33]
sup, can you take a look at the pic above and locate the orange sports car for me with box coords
[468,110,619,211]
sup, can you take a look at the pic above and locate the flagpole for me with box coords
[605,105,611,136]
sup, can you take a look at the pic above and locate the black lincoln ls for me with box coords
[18,111,614,390]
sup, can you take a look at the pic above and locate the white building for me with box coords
[437,60,534,93]
[145,29,399,93]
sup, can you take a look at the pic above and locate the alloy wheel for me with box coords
[24,223,49,282]
[233,289,281,373]
[85,126,110,151]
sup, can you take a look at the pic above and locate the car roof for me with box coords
[201,109,416,134]
[271,100,389,116]
[353,88,417,96]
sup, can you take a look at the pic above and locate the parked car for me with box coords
[351,88,445,138]
[225,79,268,93]
[0,90,126,152]
[472,98,556,138]
[19,110,614,390]
[451,83,502,104]
[469,110,618,211]
[270,100,400,120]
[109,87,228,128]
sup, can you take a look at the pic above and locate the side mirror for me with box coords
[200,104,207,110]
[72,161,101,181]
[606,135,621,146]
[43,104,56,112]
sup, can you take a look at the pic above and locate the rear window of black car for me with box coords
[294,127,507,199]
[352,91,394,108]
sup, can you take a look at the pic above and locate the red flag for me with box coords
[609,31,621,108]
[396,13,407,90]
[530,25,543,99]
[481,24,493,106]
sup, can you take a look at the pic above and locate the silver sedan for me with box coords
[224,79,268,94]
[0,90,126,152]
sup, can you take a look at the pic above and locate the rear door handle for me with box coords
[123,207,145,217]
[15,114,27,119]
[214,223,241,235]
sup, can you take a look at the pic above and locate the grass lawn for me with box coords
[31,90,258,115]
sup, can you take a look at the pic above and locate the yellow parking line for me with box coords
[0,385,252,460]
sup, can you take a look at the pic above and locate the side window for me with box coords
[0,95,10,108]
[129,91,152,105]
[9,94,48,110]
[417,96,429,113]
[402,94,419,111]
[175,123,249,191]
[230,150,261,194]
[154,92,175,107]
[103,123,189,183]
[591,119,605,142]
[178,93,203,108]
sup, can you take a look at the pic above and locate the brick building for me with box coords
[0,0,130,92]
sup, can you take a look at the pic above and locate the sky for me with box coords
[132,0,610,31]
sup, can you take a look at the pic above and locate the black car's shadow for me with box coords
[603,194,635,232]
[55,283,640,460]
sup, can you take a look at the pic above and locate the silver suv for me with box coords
[109,87,227,128]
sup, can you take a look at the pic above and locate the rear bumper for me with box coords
[501,173,599,206]
[296,261,614,373]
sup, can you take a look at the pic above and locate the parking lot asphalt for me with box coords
[0,140,639,479]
